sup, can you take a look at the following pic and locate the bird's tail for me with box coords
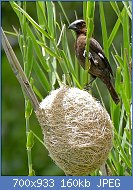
[2,28,39,110]
[102,78,120,104]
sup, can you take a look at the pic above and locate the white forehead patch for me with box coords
[71,19,85,25]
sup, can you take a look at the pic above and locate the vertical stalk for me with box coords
[26,116,32,175]
[22,2,34,176]
[25,115,34,176]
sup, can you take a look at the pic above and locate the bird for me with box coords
[68,19,120,104]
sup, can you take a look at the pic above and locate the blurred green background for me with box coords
[2,1,124,176]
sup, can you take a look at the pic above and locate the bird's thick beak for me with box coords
[68,23,76,30]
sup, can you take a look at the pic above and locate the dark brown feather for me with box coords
[90,38,113,76]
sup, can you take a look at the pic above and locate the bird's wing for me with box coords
[89,38,113,76]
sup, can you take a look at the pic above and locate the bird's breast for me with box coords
[75,37,86,68]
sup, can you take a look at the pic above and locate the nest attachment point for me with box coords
[35,86,113,176]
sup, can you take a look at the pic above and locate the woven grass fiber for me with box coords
[35,86,113,176]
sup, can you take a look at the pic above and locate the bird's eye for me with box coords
[81,22,85,27]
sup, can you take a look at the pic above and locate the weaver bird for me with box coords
[68,19,120,104]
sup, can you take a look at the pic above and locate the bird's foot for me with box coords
[84,84,93,91]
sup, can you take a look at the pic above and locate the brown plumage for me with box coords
[68,19,120,104]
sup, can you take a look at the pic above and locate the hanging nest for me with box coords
[35,86,113,176]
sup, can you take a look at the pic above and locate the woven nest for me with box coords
[35,86,113,176]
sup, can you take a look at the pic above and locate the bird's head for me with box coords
[68,19,86,34]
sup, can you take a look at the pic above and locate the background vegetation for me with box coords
[2,1,132,176]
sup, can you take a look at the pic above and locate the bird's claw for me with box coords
[84,84,93,91]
